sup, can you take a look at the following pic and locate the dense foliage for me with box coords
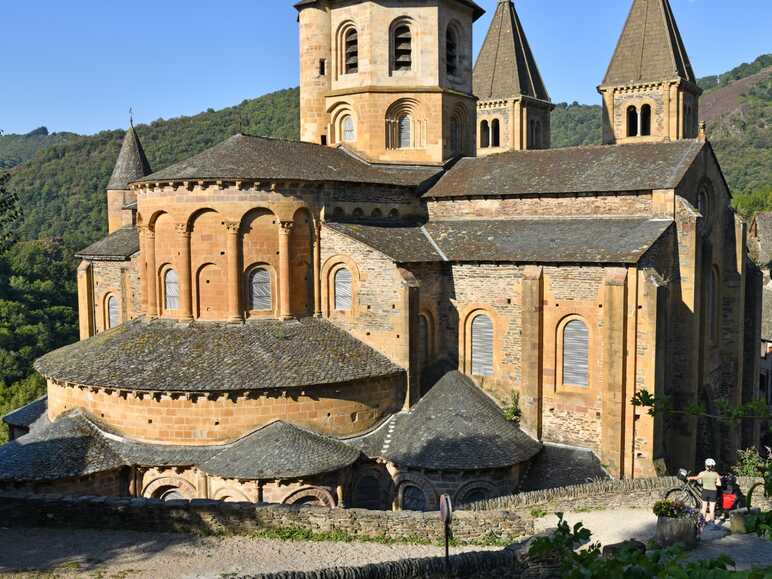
[0,127,76,170]
[527,514,757,578]
[699,54,772,93]
[0,54,768,441]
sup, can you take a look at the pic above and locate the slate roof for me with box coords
[602,0,696,86]
[349,371,541,470]
[200,421,360,479]
[294,0,485,20]
[108,126,153,190]
[473,0,549,102]
[34,317,403,393]
[135,134,441,189]
[0,411,357,482]
[75,227,139,261]
[327,218,673,264]
[426,140,705,198]
[2,396,48,433]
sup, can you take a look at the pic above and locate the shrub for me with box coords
[732,448,768,477]
[653,500,689,519]
[503,390,522,424]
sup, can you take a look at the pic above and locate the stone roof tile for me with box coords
[108,126,153,190]
[75,227,139,261]
[426,140,705,198]
[34,317,403,393]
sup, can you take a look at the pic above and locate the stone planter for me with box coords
[655,516,697,549]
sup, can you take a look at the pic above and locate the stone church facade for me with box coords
[0,0,760,508]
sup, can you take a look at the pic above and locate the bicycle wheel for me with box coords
[665,487,700,509]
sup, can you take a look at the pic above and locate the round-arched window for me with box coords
[159,488,185,502]
[401,485,428,512]
[164,269,179,311]
[341,115,355,142]
[398,115,412,148]
[107,295,120,329]
[563,319,589,387]
[334,268,353,311]
[249,268,272,312]
[461,487,490,504]
[471,314,494,377]
[353,475,386,510]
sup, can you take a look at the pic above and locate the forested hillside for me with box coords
[0,55,768,440]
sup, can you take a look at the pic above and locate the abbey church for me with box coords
[0,0,761,509]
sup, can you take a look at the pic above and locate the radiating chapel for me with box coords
[0,0,760,508]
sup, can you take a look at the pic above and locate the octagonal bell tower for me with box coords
[296,0,484,164]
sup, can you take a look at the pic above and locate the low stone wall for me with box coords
[465,476,772,512]
[0,493,532,545]
[245,549,527,579]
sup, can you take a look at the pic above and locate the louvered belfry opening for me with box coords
[471,314,494,376]
[393,25,412,71]
[334,268,353,310]
[563,320,589,386]
[345,28,358,74]
[446,28,458,76]
[250,268,272,311]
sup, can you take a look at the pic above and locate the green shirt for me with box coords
[698,470,721,489]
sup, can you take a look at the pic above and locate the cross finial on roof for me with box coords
[129,107,134,128]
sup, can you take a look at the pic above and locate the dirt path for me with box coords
[0,527,495,578]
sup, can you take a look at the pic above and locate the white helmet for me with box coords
[705,458,717,468]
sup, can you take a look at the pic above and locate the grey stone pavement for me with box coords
[535,508,772,571]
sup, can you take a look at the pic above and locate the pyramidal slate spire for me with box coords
[473,0,549,102]
[108,124,152,190]
[603,0,696,86]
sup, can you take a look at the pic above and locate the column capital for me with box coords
[279,220,295,235]
[175,223,191,236]
[137,224,149,234]
[224,221,240,234]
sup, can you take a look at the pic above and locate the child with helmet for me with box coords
[689,458,721,524]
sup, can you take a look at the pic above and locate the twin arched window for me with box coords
[529,119,542,149]
[334,267,353,311]
[480,120,490,148]
[627,105,652,137]
[250,268,272,312]
[491,119,501,148]
[562,319,589,387]
[471,314,494,377]
[164,269,179,311]
[106,295,120,329]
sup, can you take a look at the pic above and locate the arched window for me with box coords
[398,115,411,148]
[641,104,652,136]
[480,120,490,148]
[388,208,400,219]
[627,105,638,137]
[344,28,358,74]
[461,487,490,504]
[400,485,428,512]
[341,115,355,142]
[352,475,386,510]
[446,27,459,77]
[334,268,353,311]
[471,314,494,377]
[371,208,383,218]
[393,25,412,71]
[491,119,501,148]
[352,207,364,218]
[563,319,589,386]
[333,207,345,219]
[450,116,461,154]
[164,269,179,311]
[249,268,272,312]
[107,295,120,329]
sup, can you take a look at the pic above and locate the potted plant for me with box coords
[653,500,700,549]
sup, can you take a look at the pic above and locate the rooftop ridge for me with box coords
[107,125,152,190]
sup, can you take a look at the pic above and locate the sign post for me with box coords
[439,494,453,573]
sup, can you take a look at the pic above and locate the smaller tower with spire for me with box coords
[106,121,152,233]
[598,0,702,144]
[473,0,553,155]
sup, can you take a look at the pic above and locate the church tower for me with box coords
[598,0,701,144]
[296,0,484,165]
[473,0,552,155]
[106,123,152,233]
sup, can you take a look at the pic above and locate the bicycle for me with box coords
[665,469,746,519]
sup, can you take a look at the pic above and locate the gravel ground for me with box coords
[0,527,496,578]
[535,509,772,571]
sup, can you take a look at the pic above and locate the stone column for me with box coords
[138,225,149,314]
[397,267,421,410]
[77,260,95,340]
[146,229,158,317]
[313,221,322,317]
[176,224,194,321]
[602,268,628,479]
[520,266,544,440]
[279,221,294,320]
[225,221,242,323]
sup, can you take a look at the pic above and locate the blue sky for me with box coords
[1,0,769,135]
